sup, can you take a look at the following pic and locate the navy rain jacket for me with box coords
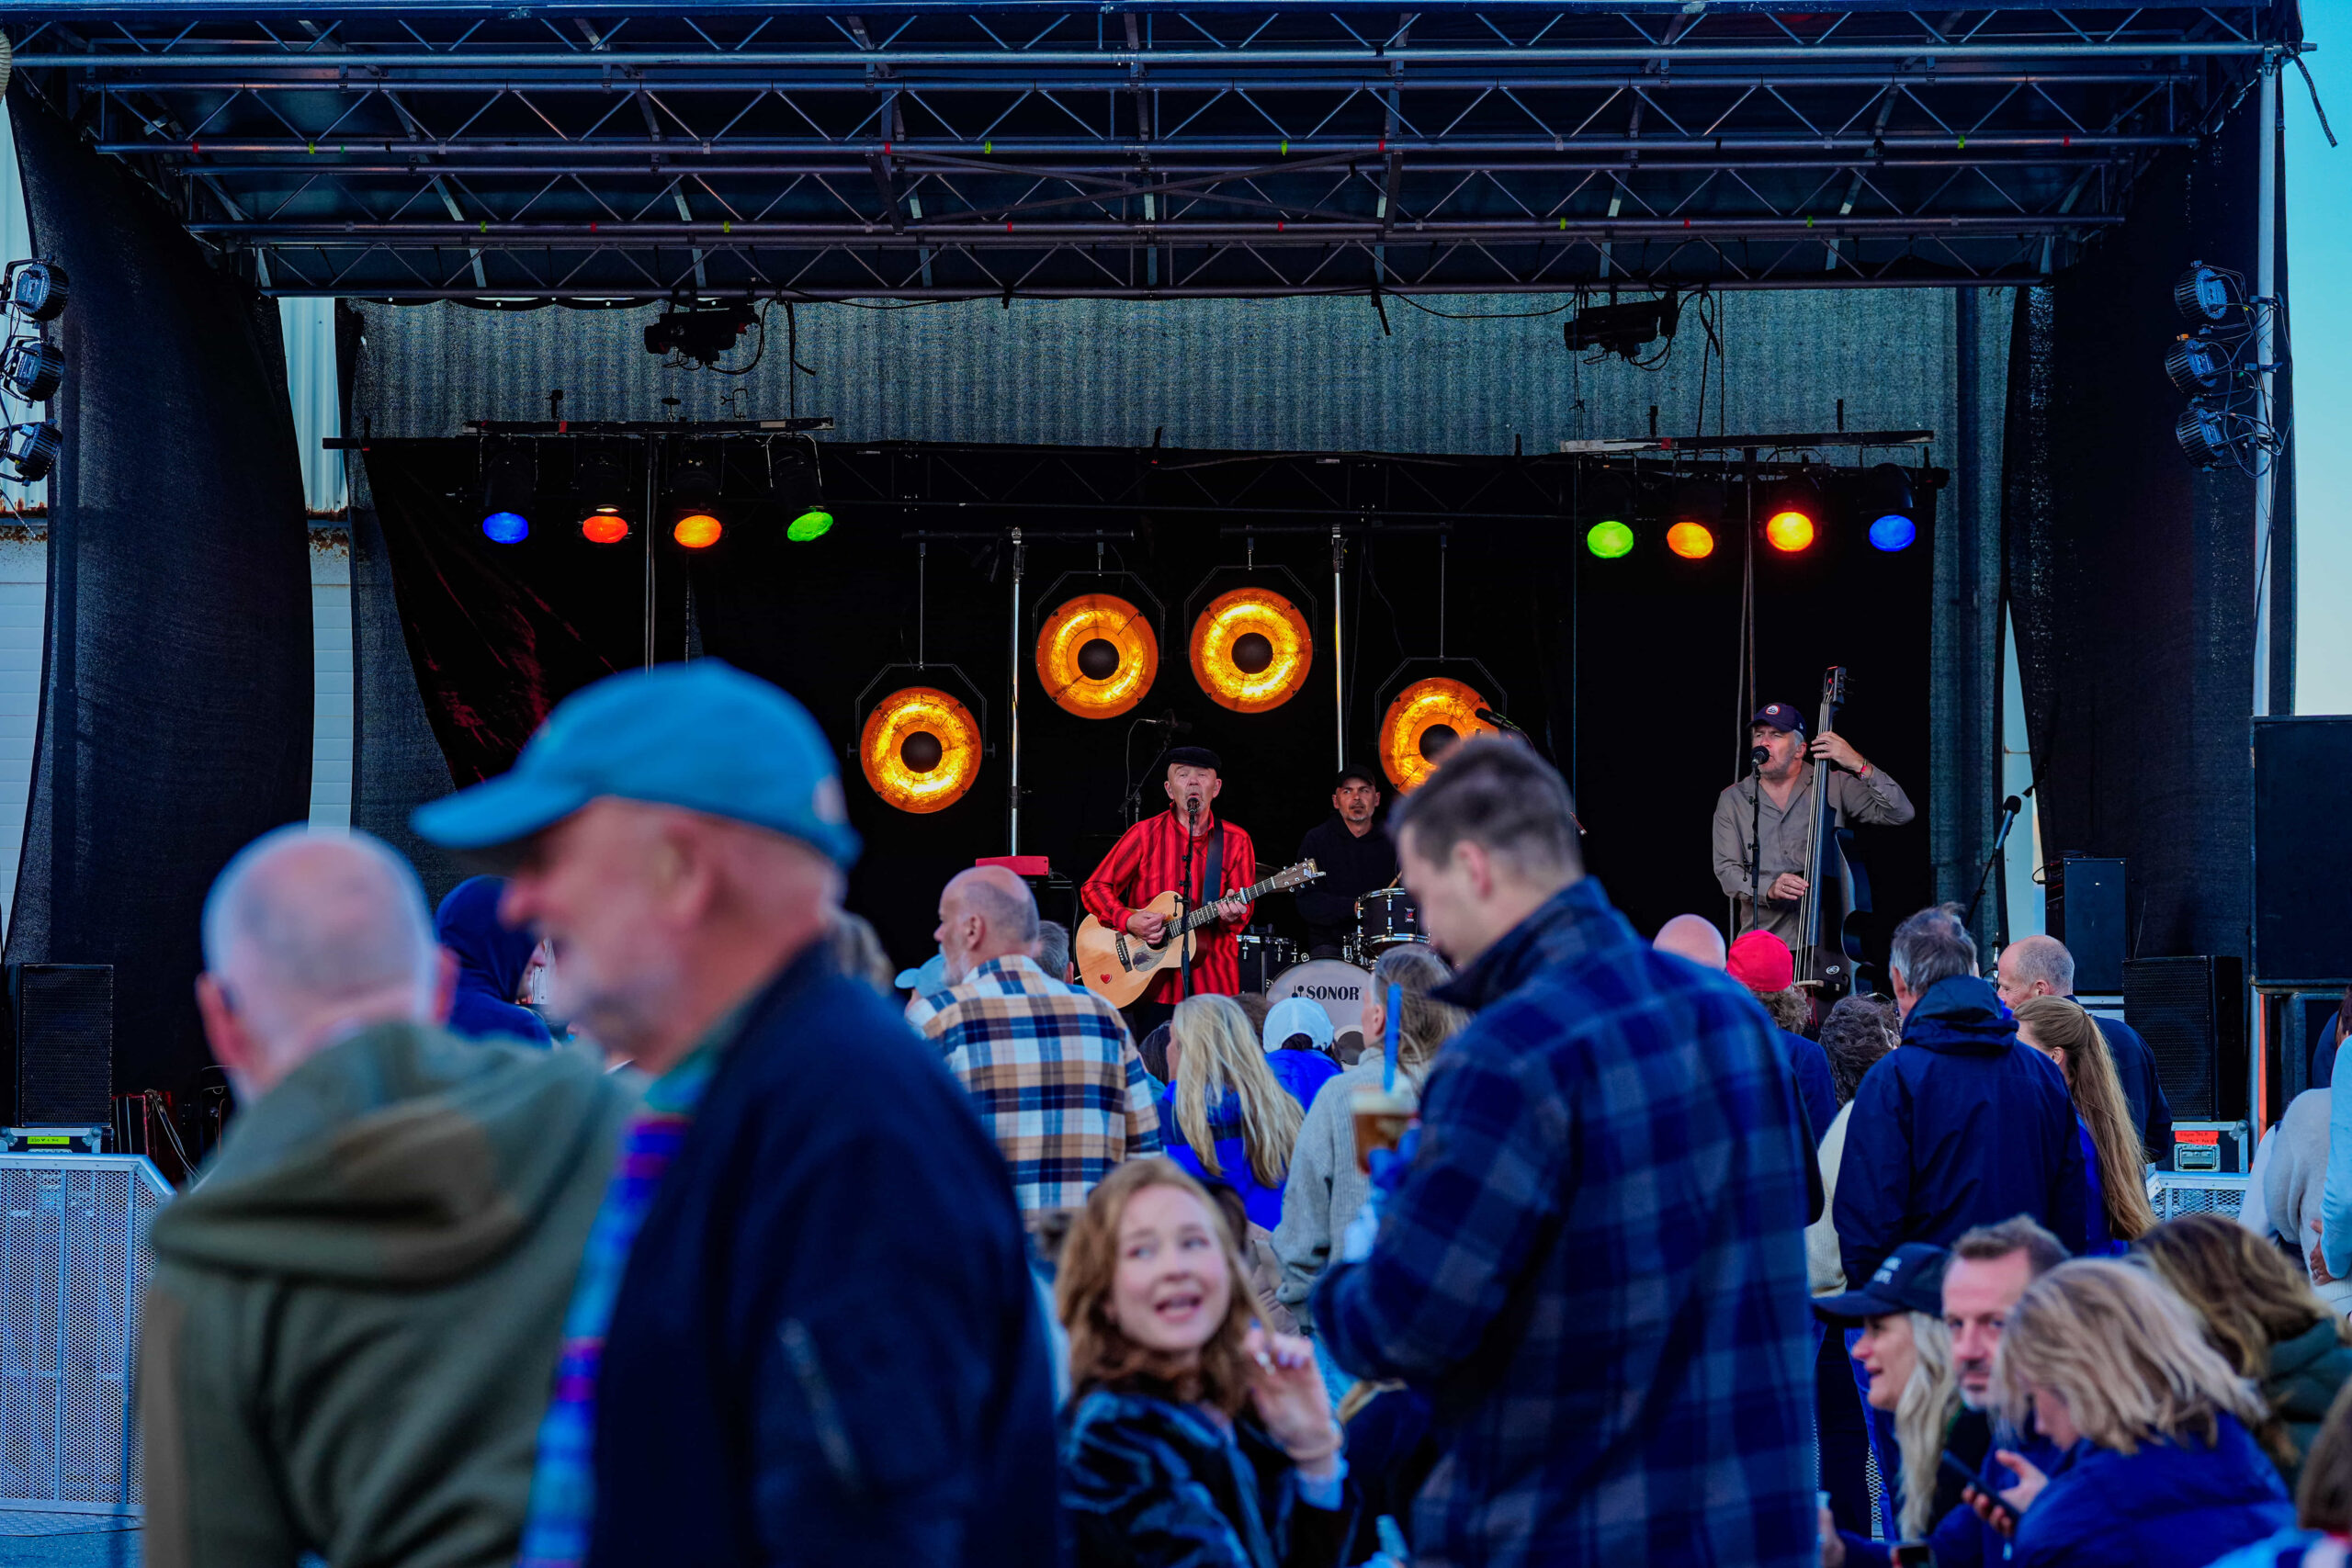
[1834,975,2087,1284]
[2011,1413,2291,1568]
[434,875,554,1047]
[586,944,1062,1568]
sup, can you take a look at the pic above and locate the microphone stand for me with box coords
[1177,795,1199,1001]
[1963,795,2026,931]
[1748,746,1769,937]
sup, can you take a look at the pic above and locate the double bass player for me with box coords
[1712,702,1915,943]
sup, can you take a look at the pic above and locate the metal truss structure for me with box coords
[0,3,2296,300]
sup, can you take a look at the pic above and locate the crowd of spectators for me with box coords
[132,659,2352,1568]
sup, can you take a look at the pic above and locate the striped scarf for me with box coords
[517,1046,719,1568]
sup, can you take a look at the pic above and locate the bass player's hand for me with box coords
[1769,873,1809,903]
[1126,909,1168,943]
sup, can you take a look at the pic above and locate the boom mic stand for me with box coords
[1748,745,1769,936]
[1177,795,1199,1000]
[1963,795,2026,931]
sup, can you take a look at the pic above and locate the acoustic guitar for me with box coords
[1075,861,1322,1009]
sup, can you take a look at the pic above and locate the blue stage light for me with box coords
[481,511,529,545]
[1868,513,1917,553]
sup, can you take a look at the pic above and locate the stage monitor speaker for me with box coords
[6,964,112,1127]
[2046,857,2126,993]
[2125,955,2245,1122]
[2254,716,2352,987]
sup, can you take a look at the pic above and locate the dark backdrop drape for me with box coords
[2004,96,2266,966]
[2,98,313,1105]
[368,439,1934,969]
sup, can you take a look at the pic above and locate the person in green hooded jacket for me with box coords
[138,825,634,1568]
[2135,1212,2352,1492]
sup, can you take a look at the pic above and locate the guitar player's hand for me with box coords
[1126,909,1168,943]
[1213,898,1250,926]
[1769,872,1808,903]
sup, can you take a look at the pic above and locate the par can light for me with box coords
[2174,264,2233,325]
[481,512,529,546]
[0,337,62,402]
[786,508,835,542]
[1868,514,1917,552]
[1765,510,1816,553]
[673,513,723,549]
[5,262,67,323]
[582,508,631,545]
[1585,520,1634,559]
[0,421,59,483]
[1665,522,1714,560]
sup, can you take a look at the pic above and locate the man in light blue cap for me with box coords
[412,660,1060,1568]
[1261,994,1342,1111]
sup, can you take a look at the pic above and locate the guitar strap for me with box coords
[1204,823,1224,904]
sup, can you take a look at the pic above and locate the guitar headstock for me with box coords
[1822,665,1849,706]
[1267,860,1322,891]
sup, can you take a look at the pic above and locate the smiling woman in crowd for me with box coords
[1056,1158,1357,1567]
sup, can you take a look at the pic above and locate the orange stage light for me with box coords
[673,513,723,549]
[859,686,982,814]
[1036,593,1159,718]
[582,509,631,545]
[1378,677,1498,792]
[1189,586,1313,713]
[1666,521,1716,559]
[1765,509,1816,553]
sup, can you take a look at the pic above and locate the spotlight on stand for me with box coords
[2174,262,2235,325]
[768,442,833,541]
[1565,289,1680,362]
[667,446,724,548]
[479,445,535,543]
[1667,479,1722,560]
[3,261,68,323]
[0,338,62,402]
[1581,468,1636,559]
[1860,464,1917,553]
[1763,475,1820,554]
[0,421,60,483]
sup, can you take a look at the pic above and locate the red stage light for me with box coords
[1765,509,1816,553]
[673,513,723,549]
[582,509,631,545]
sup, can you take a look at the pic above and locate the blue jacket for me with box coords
[1313,879,1817,1568]
[1060,1389,1357,1568]
[1834,976,2088,1284]
[1777,1026,1838,1147]
[2012,1413,2292,1568]
[434,875,554,1047]
[1267,1049,1340,1117]
[1159,1085,1290,1231]
[586,946,1062,1568]
[1840,1416,2061,1568]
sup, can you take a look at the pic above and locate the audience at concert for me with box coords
[1314,739,1818,1563]
[2253,1089,2352,1317]
[1813,1244,1963,1566]
[1835,904,2088,1283]
[1260,994,1343,1110]
[826,908,899,996]
[1807,994,1900,1531]
[1727,928,1838,1145]
[1998,931,2175,1160]
[2209,1382,2352,1568]
[1159,992,1306,1232]
[2014,994,2157,1252]
[412,660,1058,1568]
[435,873,557,1046]
[1985,1258,2294,1566]
[2134,1213,2352,1490]
[914,864,1162,1219]
[1056,1159,1357,1567]
[1035,917,1076,986]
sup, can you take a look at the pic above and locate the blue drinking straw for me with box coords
[1382,983,1403,1094]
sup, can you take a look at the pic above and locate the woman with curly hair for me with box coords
[1057,1158,1357,1567]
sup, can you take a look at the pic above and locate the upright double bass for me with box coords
[1793,666,1874,998]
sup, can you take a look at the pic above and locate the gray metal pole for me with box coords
[1009,525,1025,852]
[2254,50,2280,718]
[1330,525,1346,768]
[642,435,658,671]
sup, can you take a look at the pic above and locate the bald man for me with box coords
[1997,932,2173,1161]
[914,863,1161,1217]
[1655,913,1729,970]
[140,827,632,1568]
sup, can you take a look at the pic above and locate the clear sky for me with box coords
[2293,15,2351,714]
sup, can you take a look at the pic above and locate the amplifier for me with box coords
[6,964,112,1127]
[2125,955,2246,1122]
[2047,858,2126,994]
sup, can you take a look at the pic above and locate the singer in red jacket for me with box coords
[1080,747,1257,1019]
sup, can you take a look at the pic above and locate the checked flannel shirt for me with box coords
[913,954,1161,1217]
[1313,878,1819,1568]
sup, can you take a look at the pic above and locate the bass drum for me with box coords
[1268,959,1371,1042]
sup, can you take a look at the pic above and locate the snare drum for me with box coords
[1356,886,1424,952]
[1268,959,1371,1037]
[1236,932,1297,994]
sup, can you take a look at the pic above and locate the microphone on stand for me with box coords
[1750,745,1770,768]
[1474,706,1525,735]
[1140,709,1193,733]
[1964,795,2028,927]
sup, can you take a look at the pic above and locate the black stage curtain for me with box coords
[3,98,314,1103]
[370,439,1933,972]
[2005,95,2265,966]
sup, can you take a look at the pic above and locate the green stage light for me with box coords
[787,507,835,542]
[1585,519,1634,559]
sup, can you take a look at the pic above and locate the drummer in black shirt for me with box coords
[1295,763,1399,958]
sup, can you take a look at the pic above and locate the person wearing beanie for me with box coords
[1728,930,1837,1148]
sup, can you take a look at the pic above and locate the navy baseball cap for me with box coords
[1751,703,1807,735]
[1334,763,1381,791]
[1814,1242,1951,1325]
[412,660,861,867]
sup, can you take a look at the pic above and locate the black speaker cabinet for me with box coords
[2047,857,2126,993]
[6,964,113,1127]
[2125,955,2245,1122]
[2254,716,2352,987]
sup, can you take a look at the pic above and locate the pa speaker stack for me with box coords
[2254,717,2352,992]
[5,964,112,1129]
[2124,955,2247,1123]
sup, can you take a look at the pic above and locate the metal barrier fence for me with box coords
[2151,1171,2249,1224]
[0,1154,173,1515]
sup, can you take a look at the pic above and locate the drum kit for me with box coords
[1244,885,1430,1047]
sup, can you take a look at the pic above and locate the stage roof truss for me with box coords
[0,4,2296,299]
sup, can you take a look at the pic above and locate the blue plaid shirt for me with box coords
[1313,878,1817,1568]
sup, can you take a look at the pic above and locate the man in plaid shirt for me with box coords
[915,865,1160,1217]
[1314,740,1817,1568]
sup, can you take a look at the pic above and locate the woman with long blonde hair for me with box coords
[1815,1244,1966,1564]
[2014,995,2155,1252]
[1160,993,1307,1231]
[1984,1258,2292,1566]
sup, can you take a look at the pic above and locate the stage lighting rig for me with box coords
[1565,289,1680,362]
[1861,465,1918,553]
[768,439,834,541]
[479,445,535,542]
[2174,263,2237,325]
[1,421,59,483]
[0,338,61,404]
[2164,335,2228,396]
[3,261,67,323]
[644,303,758,368]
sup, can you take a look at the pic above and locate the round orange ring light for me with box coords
[1189,586,1313,713]
[1036,593,1159,718]
[858,686,982,814]
[1378,677,1498,792]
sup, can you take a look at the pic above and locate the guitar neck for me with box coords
[1170,871,1289,934]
